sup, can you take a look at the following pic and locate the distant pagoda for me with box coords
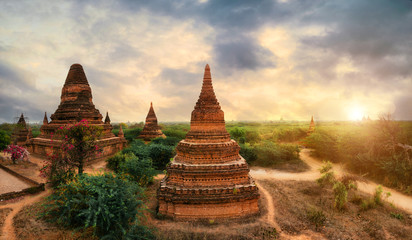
[157,64,260,220]
[29,64,126,159]
[138,102,165,141]
[308,115,315,134]
[11,113,31,146]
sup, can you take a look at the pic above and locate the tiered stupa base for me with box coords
[158,179,259,220]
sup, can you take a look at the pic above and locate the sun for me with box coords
[348,105,364,121]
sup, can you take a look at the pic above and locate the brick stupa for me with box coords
[11,113,31,146]
[28,64,126,159]
[308,115,315,134]
[138,102,165,141]
[157,64,260,220]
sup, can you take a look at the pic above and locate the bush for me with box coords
[149,144,174,170]
[106,152,128,173]
[42,173,154,239]
[162,129,187,140]
[122,140,150,160]
[304,130,339,162]
[124,128,142,142]
[0,130,10,151]
[151,137,181,146]
[119,153,156,186]
[239,144,257,164]
[317,161,335,187]
[229,127,245,141]
[306,207,326,231]
[245,130,261,144]
[333,181,348,210]
[276,127,307,142]
[253,141,300,167]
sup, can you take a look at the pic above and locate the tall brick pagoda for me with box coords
[11,113,31,146]
[28,64,126,159]
[308,115,315,134]
[157,64,260,220]
[138,102,165,141]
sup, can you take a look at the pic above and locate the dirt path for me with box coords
[0,188,51,240]
[255,181,281,232]
[250,148,412,214]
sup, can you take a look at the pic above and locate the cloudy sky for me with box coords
[1,0,411,123]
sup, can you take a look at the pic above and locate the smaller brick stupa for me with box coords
[308,115,315,134]
[157,64,260,220]
[11,113,31,146]
[138,102,165,141]
[29,64,126,159]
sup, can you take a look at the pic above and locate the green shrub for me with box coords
[119,154,156,186]
[162,129,187,140]
[0,130,11,151]
[306,207,326,231]
[106,152,128,172]
[253,141,300,167]
[122,139,150,160]
[317,161,335,187]
[390,212,404,220]
[229,127,245,141]
[151,137,181,146]
[360,198,376,211]
[304,130,339,162]
[42,173,154,239]
[148,144,175,170]
[333,181,348,210]
[239,143,257,164]
[276,127,307,142]
[245,130,261,144]
[124,128,142,142]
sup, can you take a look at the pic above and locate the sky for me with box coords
[1,0,412,123]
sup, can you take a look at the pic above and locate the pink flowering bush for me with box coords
[41,120,103,187]
[3,144,29,164]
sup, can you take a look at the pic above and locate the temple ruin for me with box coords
[138,102,165,141]
[157,64,260,220]
[28,64,126,160]
[308,115,315,134]
[11,113,31,146]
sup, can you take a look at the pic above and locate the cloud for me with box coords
[393,95,412,120]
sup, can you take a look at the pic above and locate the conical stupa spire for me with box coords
[17,113,26,126]
[64,63,89,86]
[43,112,48,125]
[118,125,124,138]
[138,102,165,140]
[104,111,111,124]
[146,102,157,121]
[195,64,219,109]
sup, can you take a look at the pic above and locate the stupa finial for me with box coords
[118,125,124,138]
[43,112,48,124]
[104,111,111,124]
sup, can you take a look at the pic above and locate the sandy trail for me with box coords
[250,148,412,214]
[255,181,281,232]
[0,188,51,240]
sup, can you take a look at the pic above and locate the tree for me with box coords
[57,119,103,174]
[0,130,11,151]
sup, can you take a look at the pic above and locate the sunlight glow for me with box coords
[348,105,364,121]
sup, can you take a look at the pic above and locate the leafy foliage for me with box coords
[42,173,154,240]
[118,153,156,186]
[57,119,103,174]
[148,144,174,170]
[0,130,10,151]
[304,115,412,193]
